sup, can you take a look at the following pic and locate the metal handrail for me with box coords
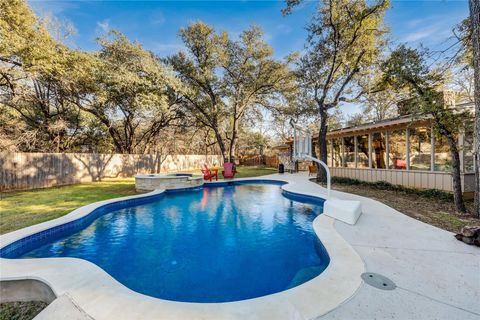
[290,119,331,199]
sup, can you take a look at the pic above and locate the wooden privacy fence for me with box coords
[265,155,279,168]
[239,155,279,168]
[0,152,223,192]
[239,155,264,166]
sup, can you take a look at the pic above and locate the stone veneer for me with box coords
[135,174,204,191]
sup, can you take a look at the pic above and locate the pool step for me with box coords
[287,266,324,289]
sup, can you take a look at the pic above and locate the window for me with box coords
[332,138,343,167]
[344,136,355,167]
[434,136,452,172]
[409,127,432,171]
[388,129,407,170]
[356,135,369,168]
[464,129,474,172]
[371,132,387,169]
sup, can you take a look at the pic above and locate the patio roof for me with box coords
[325,114,432,139]
[325,101,475,139]
[282,101,475,144]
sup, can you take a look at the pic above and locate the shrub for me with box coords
[331,176,454,201]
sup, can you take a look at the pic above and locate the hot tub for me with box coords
[135,173,204,191]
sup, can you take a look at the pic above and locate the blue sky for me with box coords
[29,0,470,117]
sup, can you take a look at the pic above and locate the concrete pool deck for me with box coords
[315,182,480,320]
[263,172,480,320]
[1,172,479,319]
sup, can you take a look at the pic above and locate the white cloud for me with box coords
[96,19,111,35]
[406,18,429,28]
[403,26,438,42]
[400,11,466,46]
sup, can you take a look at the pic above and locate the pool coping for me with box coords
[0,176,364,319]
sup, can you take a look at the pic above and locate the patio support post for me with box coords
[386,131,390,169]
[330,139,334,167]
[368,133,373,168]
[459,132,465,172]
[341,138,345,167]
[354,135,358,168]
[406,128,410,170]
[431,125,435,172]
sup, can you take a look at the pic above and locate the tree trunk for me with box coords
[109,127,125,153]
[205,140,208,159]
[316,108,328,183]
[228,117,239,164]
[469,0,480,217]
[213,128,228,163]
[446,134,467,213]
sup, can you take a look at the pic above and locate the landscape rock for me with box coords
[455,226,480,247]
[460,226,479,237]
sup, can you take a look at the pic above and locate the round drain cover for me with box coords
[361,272,396,290]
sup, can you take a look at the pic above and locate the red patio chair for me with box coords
[201,163,218,181]
[394,159,406,169]
[222,162,237,179]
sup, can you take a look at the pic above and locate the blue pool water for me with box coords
[10,182,329,302]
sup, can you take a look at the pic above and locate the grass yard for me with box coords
[0,302,47,320]
[230,165,277,178]
[0,179,139,235]
[0,166,277,234]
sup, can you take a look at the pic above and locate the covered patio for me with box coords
[282,103,476,198]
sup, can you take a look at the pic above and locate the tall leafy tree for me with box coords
[0,0,58,72]
[169,22,294,163]
[382,45,470,213]
[0,0,85,151]
[285,0,389,181]
[222,26,296,162]
[70,31,183,154]
[167,22,229,161]
[451,13,478,217]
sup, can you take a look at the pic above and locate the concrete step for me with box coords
[35,294,93,320]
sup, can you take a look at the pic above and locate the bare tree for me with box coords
[469,0,480,217]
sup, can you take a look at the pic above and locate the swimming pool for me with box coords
[2,182,329,303]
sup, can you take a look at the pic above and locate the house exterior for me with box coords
[279,101,476,198]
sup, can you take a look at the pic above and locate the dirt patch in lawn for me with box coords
[327,181,478,233]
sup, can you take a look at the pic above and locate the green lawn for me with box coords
[231,165,277,178]
[0,179,138,235]
[0,166,277,234]
[0,301,47,320]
